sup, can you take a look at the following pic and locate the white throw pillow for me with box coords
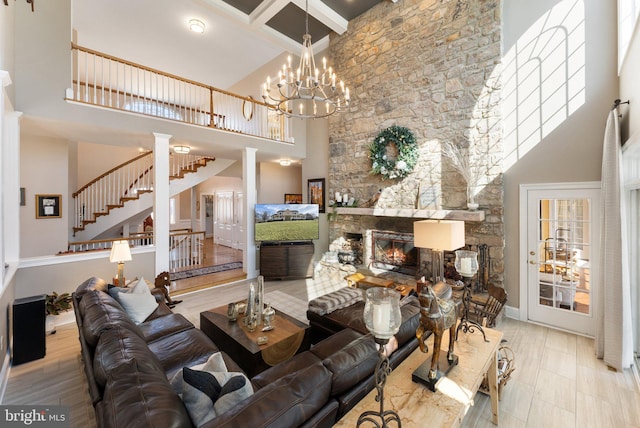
[127,277,152,294]
[117,289,158,324]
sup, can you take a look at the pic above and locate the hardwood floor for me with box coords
[2,274,639,427]
[169,238,245,295]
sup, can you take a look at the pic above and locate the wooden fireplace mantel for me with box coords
[332,207,485,222]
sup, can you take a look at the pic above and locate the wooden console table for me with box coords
[334,326,503,427]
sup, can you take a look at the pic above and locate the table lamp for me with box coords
[413,220,465,282]
[357,287,402,427]
[110,240,132,286]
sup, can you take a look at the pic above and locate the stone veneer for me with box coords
[327,0,504,286]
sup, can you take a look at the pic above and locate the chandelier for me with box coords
[261,0,350,119]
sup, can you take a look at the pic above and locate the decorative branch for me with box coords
[442,142,481,186]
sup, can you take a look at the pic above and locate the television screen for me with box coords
[255,204,320,242]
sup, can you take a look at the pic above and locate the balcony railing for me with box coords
[68,43,292,143]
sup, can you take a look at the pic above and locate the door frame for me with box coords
[519,181,601,333]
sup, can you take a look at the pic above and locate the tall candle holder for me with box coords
[454,250,487,342]
[357,288,402,428]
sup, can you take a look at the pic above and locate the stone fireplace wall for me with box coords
[327,0,504,286]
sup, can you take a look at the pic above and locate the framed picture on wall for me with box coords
[307,178,326,213]
[36,194,61,219]
[284,193,303,204]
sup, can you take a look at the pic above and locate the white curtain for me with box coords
[596,110,634,370]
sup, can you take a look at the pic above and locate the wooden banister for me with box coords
[73,151,152,198]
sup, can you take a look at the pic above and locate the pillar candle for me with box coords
[373,302,391,333]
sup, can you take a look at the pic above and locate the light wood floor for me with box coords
[2,275,639,428]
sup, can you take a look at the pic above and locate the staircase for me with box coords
[72,152,234,241]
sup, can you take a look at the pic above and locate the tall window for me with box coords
[619,0,640,70]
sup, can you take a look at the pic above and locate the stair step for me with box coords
[120,197,138,202]
[106,205,122,210]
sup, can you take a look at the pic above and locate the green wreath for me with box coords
[369,126,418,179]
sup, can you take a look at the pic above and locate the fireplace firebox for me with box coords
[370,230,417,276]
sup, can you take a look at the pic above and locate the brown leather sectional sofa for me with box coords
[73,277,423,427]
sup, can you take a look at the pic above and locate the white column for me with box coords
[243,147,258,277]
[153,133,171,275]
[1,71,21,279]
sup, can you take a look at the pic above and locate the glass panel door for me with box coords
[526,185,599,336]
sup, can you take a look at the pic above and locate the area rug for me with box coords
[170,261,243,281]
[264,290,309,325]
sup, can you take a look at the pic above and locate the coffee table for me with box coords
[200,304,311,378]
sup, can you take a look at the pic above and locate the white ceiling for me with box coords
[72,0,351,90]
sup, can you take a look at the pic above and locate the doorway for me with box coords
[520,183,600,336]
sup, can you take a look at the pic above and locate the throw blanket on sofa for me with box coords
[308,287,364,316]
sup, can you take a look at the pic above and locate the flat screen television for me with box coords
[255,204,320,242]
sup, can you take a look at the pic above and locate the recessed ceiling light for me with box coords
[174,145,191,154]
[189,19,205,34]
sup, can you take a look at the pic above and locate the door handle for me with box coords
[529,260,536,265]
[530,251,536,256]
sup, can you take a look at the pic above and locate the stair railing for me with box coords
[65,231,206,272]
[73,152,214,233]
[73,151,154,231]
[170,231,206,271]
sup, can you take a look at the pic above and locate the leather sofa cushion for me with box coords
[100,359,192,428]
[205,362,333,428]
[309,328,364,360]
[79,291,144,347]
[321,333,378,396]
[75,276,109,298]
[148,328,220,376]
[93,326,166,389]
[139,313,194,343]
[308,297,421,348]
[251,351,321,390]
[394,296,421,347]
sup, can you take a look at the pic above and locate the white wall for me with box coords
[303,118,330,258]
[20,136,70,257]
[620,18,640,143]
[0,2,16,103]
[257,163,302,204]
[77,142,142,187]
[16,250,155,298]
[502,0,618,307]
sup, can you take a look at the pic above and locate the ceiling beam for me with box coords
[293,0,348,35]
[250,0,289,27]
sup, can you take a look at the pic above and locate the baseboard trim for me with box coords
[0,349,11,404]
[504,304,520,320]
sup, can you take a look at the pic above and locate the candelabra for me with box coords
[357,288,402,428]
[454,250,488,342]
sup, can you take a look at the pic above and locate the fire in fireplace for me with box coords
[371,230,417,275]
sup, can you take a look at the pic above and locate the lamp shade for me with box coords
[413,220,465,251]
[110,240,132,263]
